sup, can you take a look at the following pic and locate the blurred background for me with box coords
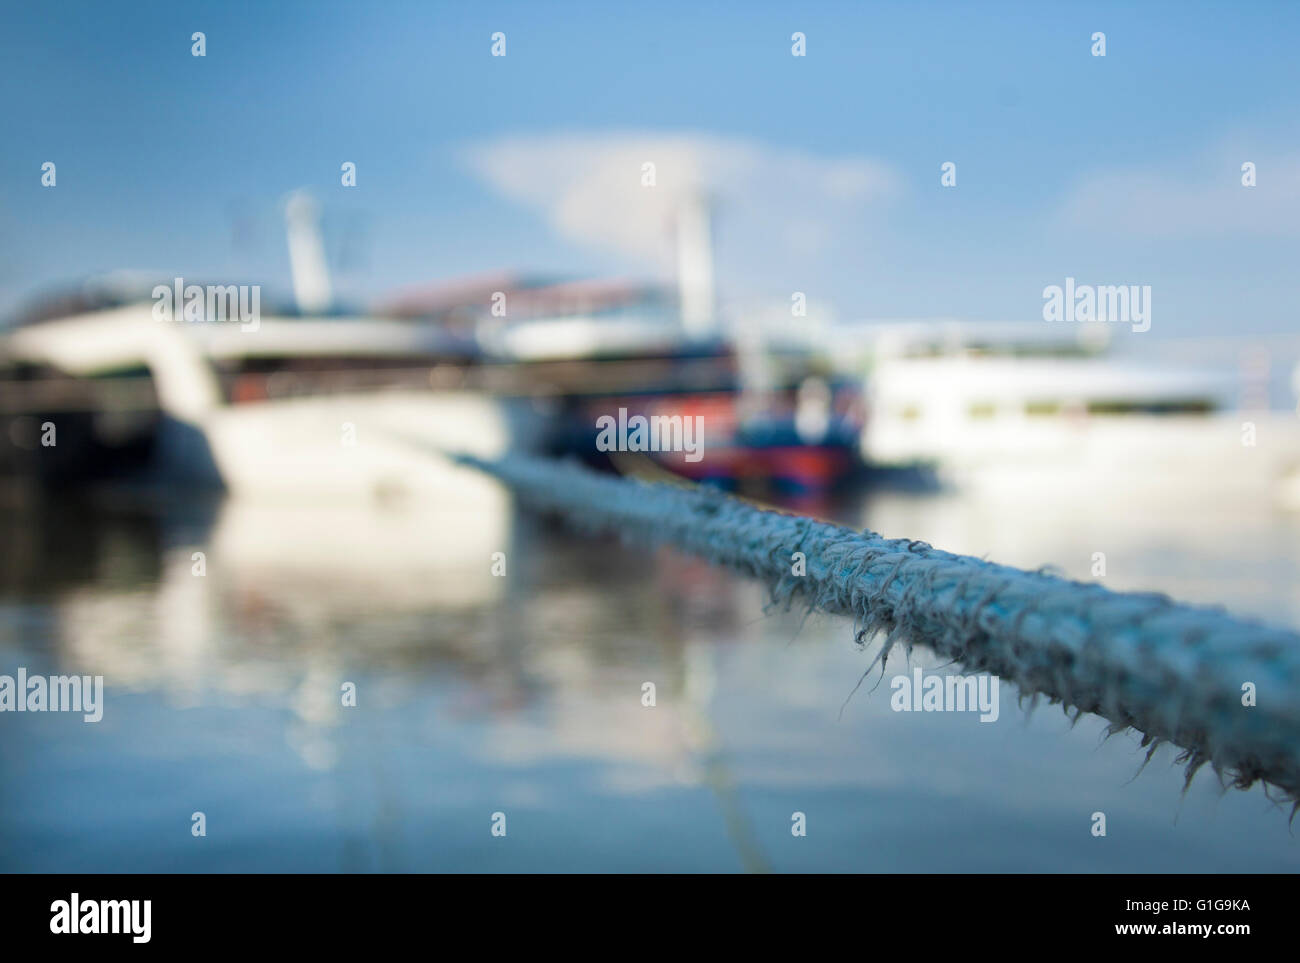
[2,0,1300,872]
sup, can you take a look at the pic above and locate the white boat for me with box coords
[2,302,533,509]
[856,321,1300,505]
[1,191,549,506]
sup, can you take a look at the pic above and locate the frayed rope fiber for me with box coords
[457,453,1300,804]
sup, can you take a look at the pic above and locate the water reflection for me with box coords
[1,482,1299,872]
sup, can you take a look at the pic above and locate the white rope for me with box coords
[459,452,1300,806]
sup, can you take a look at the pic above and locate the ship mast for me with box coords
[285,190,334,314]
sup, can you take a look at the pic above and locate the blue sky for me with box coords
[2,0,1298,335]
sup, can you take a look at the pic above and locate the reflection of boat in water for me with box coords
[3,484,773,871]
[856,322,1300,504]
[49,495,511,699]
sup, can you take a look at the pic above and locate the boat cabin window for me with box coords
[1085,400,1216,416]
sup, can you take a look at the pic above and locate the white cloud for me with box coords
[459,131,901,274]
[1059,154,1300,238]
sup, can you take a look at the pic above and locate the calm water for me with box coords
[2,481,1299,872]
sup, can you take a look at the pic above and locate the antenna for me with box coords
[284,190,334,314]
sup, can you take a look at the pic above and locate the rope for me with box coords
[457,451,1300,806]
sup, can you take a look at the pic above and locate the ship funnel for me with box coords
[284,190,334,314]
[675,192,715,338]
